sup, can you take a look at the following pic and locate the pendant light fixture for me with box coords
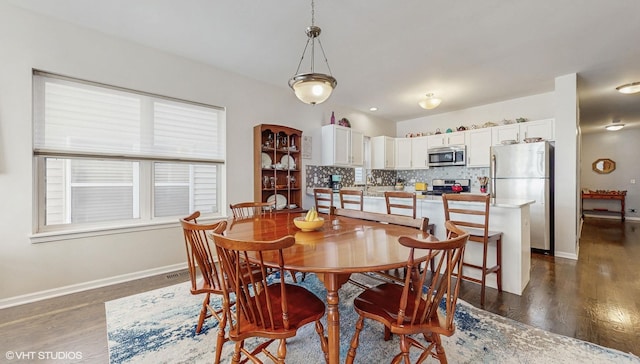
[616,82,640,94]
[418,93,442,110]
[605,120,625,131]
[289,0,337,105]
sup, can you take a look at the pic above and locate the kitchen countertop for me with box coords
[306,185,532,295]
[306,187,534,208]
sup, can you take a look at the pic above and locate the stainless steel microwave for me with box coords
[427,146,466,167]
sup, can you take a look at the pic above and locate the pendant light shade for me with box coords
[289,72,336,105]
[289,1,337,105]
[418,93,442,110]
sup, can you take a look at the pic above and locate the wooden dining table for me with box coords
[224,212,436,364]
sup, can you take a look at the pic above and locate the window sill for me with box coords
[30,216,229,244]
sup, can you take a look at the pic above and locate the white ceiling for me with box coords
[9,0,640,133]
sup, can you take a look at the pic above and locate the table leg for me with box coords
[323,273,341,364]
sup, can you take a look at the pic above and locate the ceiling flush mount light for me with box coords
[418,93,442,110]
[616,82,640,94]
[288,0,337,105]
[605,120,625,131]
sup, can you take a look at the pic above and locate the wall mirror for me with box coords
[592,158,616,174]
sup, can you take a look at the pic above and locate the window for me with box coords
[33,71,226,234]
[353,136,371,185]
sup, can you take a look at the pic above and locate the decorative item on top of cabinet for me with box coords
[426,130,466,148]
[492,118,554,145]
[254,124,303,212]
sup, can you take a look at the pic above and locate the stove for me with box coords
[421,179,470,195]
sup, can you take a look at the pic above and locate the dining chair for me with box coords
[384,190,417,218]
[346,221,469,364]
[211,231,329,363]
[339,189,364,211]
[331,207,429,232]
[229,201,275,219]
[180,213,230,363]
[331,206,435,339]
[230,200,301,283]
[314,187,334,214]
[385,191,437,234]
[442,193,503,306]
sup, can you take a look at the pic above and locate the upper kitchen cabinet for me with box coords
[492,124,519,144]
[410,136,429,168]
[520,118,555,141]
[492,119,555,145]
[321,124,364,166]
[466,128,492,167]
[371,136,395,169]
[394,138,412,169]
[427,131,466,148]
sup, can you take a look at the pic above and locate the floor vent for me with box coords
[166,270,189,280]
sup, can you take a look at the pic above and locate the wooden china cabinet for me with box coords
[253,124,303,212]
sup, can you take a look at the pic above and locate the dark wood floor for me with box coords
[459,217,640,356]
[1,217,638,363]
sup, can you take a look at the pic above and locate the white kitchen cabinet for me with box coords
[492,119,554,145]
[321,124,364,166]
[466,128,492,167]
[520,118,554,141]
[411,136,429,168]
[395,138,412,169]
[371,136,395,169]
[427,131,466,148]
[491,124,520,145]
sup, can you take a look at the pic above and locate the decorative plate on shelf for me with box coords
[261,152,272,168]
[281,155,295,170]
[267,193,287,210]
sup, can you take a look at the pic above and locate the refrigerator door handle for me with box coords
[491,154,497,198]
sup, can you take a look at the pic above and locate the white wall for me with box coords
[581,129,640,220]
[553,73,580,259]
[0,4,393,305]
[396,93,554,137]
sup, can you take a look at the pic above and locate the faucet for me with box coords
[365,174,375,192]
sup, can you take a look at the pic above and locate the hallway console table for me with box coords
[581,191,626,221]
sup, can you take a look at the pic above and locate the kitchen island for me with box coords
[306,188,534,295]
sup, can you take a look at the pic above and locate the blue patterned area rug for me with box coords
[106,273,639,363]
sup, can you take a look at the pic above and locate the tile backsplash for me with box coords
[306,165,490,191]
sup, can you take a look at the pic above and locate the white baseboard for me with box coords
[555,251,578,260]
[583,213,640,221]
[0,263,187,309]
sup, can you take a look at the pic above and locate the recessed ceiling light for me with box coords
[605,121,625,131]
[369,107,378,112]
[616,82,640,94]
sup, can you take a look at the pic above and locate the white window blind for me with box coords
[33,71,226,233]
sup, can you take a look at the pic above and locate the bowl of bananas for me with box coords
[294,208,324,232]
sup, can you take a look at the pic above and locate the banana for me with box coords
[305,207,317,222]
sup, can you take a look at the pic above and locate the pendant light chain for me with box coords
[311,0,315,27]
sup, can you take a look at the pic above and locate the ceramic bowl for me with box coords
[293,216,324,232]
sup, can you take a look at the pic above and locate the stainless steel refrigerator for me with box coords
[490,141,554,253]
